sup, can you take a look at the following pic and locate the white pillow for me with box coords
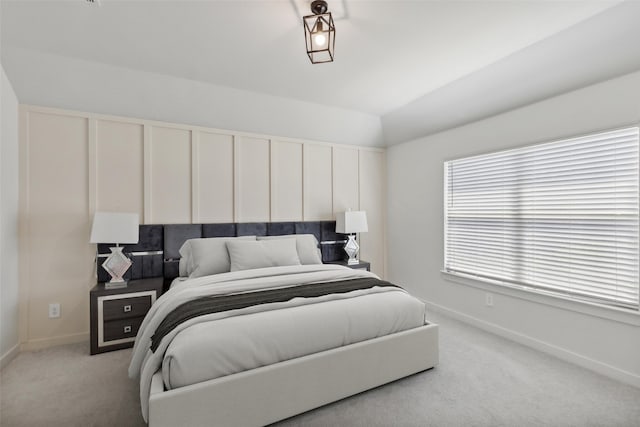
[178,256,189,277]
[227,239,301,272]
[257,234,323,265]
[179,236,256,278]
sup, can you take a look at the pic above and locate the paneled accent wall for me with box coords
[18,105,387,348]
[235,137,271,222]
[94,120,144,216]
[271,140,303,221]
[21,111,94,346]
[332,146,359,213]
[303,144,333,221]
[149,126,192,224]
[359,150,387,277]
[193,131,234,223]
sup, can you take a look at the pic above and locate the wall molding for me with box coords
[191,130,200,223]
[143,124,152,224]
[20,104,386,153]
[0,343,20,370]
[87,118,97,216]
[424,300,640,389]
[17,107,31,346]
[442,270,640,326]
[20,332,89,352]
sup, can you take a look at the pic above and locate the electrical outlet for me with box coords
[485,293,494,307]
[49,303,61,319]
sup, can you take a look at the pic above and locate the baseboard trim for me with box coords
[424,300,640,389]
[0,343,21,370]
[20,332,88,352]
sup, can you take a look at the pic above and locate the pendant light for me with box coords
[303,0,336,64]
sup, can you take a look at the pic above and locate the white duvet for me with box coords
[129,264,426,421]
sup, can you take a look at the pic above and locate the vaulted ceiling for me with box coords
[2,0,639,145]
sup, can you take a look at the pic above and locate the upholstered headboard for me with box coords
[97,221,347,283]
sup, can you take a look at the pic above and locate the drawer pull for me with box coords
[124,325,132,333]
[123,305,132,313]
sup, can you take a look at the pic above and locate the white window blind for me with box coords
[444,127,639,310]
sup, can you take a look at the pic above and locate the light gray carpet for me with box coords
[2,312,639,427]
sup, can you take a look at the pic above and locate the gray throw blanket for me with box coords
[150,277,400,351]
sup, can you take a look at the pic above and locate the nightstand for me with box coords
[327,260,371,271]
[90,277,164,355]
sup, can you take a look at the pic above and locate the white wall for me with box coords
[387,70,640,386]
[1,65,20,367]
[1,47,384,148]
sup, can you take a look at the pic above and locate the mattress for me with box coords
[130,264,426,421]
[162,286,425,389]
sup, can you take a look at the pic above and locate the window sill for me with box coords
[440,270,640,326]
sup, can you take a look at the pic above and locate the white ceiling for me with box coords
[382,0,640,145]
[0,0,622,119]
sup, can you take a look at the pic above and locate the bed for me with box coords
[119,222,439,427]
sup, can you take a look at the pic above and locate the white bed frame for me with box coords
[148,323,439,427]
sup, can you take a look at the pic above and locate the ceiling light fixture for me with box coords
[303,0,335,64]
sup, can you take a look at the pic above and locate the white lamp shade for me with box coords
[90,212,139,244]
[336,210,368,234]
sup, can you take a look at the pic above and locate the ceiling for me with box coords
[3,1,640,146]
[0,0,622,119]
[382,0,640,144]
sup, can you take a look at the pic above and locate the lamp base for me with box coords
[344,235,360,265]
[104,281,128,289]
[102,246,132,286]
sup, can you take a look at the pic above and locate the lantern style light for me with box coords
[303,0,335,64]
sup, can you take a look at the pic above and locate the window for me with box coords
[444,127,639,310]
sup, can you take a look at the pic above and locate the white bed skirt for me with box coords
[148,323,439,427]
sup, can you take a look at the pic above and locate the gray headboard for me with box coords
[97,221,347,283]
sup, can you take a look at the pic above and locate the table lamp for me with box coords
[90,212,139,287]
[335,210,368,265]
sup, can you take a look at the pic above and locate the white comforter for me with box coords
[129,264,426,421]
